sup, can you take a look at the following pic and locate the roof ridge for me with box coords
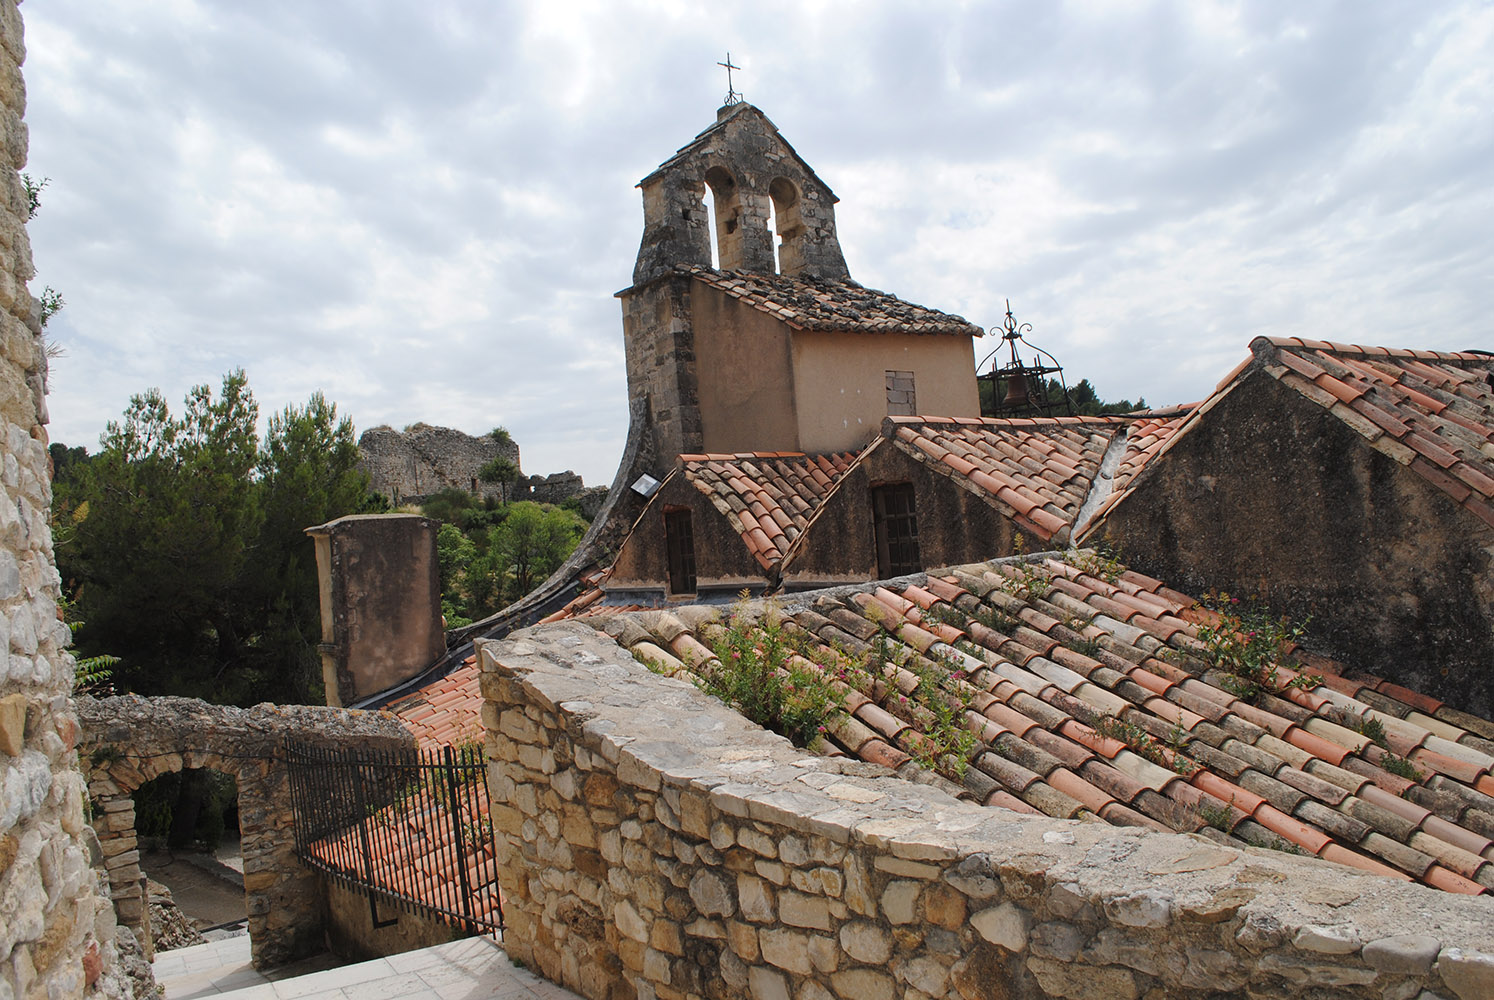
[1256,336,1494,366]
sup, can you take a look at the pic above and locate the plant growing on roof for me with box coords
[1094,714,1197,776]
[705,595,844,749]
[1064,544,1124,585]
[1195,796,1234,832]
[1194,595,1319,704]
[902,651,979,778]
[1380,752,1424,782]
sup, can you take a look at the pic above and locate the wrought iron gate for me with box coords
[284,739,503,934]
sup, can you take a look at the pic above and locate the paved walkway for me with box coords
[153,934,582,1000]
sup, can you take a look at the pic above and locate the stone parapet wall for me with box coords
[480,622,1494,1000]
[0,2,125,997]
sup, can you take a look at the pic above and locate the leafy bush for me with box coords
[705,599,842,749]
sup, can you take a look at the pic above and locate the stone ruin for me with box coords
[358,423,597,513]
[358,423,521,503]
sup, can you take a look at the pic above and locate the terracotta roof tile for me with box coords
[684,265,983,337]
[1249,338,1494,517]
[680,451,856,568]
[880,412,1191,542]
[581,550,1494,895]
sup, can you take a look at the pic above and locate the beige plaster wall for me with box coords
[689,282,800,455]
[792,332,980,455]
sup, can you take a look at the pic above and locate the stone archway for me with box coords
[77,695,412,969]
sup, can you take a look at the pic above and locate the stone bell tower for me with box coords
[619,103,852,469]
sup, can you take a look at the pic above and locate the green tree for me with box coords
[60,374,383,704]
[487,501,587,601]
[478,455,520,502]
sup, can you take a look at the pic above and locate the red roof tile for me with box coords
[585,551,1494,895]
[1253,338,1494,515]
[684,265,984,337]
[679,451,856,569]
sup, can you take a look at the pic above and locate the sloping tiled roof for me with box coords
[1112,405,1195,492]
[880,411,1195,541]
[683,266,985,338]
[678,451,858,569]
[300,655,502,932]
[592,554,1494,895]
[384,657,485,749]
[1251,338,1494,529]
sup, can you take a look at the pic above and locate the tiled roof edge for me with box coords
[1255,336,1494,366]
[1075,373,1258,542]
[778,439,884,572]
[682,265,985,338]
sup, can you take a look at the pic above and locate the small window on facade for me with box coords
[871,483,921,578]
[886,370,916,416]
[664,508,697,596]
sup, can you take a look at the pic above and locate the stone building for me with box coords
[618,102,984,474]
[357,423,520,503]
[1082,337,1494,718]
[593,411,1188,606]
[0,3,126,997]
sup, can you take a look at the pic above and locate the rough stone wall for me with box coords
[632,103,849,287]
[516,471,590,507]
[1088,371,1494,719]
[0,3,126,997]
[620,276,704,478]
[480,622,1494,1000]
[358,423,520,503]
[76,695,413,970]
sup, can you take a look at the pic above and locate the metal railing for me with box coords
[284,739,502,935]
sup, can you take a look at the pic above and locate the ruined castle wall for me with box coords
[480,622,1494,1000]
[358,424,521,503]
[0,3,126,996]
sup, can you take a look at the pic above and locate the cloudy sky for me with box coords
[22,1,1493,486]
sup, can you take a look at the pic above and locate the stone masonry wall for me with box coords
[480,622,1494,1000]
[0,2,126,997]
[77,695,413,970]
[358,423,521,503]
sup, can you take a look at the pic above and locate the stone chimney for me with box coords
[305,513,444,707]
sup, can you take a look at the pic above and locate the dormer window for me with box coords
[664,507,697,596]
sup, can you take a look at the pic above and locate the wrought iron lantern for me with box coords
[977,301,1072,418]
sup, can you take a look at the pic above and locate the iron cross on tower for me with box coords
[718,53,742,106]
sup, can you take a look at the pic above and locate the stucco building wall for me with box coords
[690,285,799,455]
[0,3,128,996]
[1090,371,1494,719]
[791,332,980,455]
[480,621,1494,1000]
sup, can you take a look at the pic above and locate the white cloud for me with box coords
[21,1,1494,486]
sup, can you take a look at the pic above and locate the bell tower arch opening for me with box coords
[704,166,742,270]
[769,177,806,276]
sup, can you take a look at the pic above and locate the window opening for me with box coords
[871,484,921,578]
[702,185,720,269]
[767,196,780,273]
[886,370,917,416]
[705,166,740,269]
[664,508,697,595]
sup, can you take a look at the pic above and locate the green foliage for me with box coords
[1380,752,1424,782]
[478,455,520,501]
[488,426,513,447]
[21,173,47,220]
[1196,798,1233,832]
[1095,714,1196,775]
[903,654,978,777]
[430,498,586,623]
[1194,595,1313,705]
[706,598,842,749]
[55,373,383,705]
[1064,544,1124,585]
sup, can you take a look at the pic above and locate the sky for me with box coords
[21,1,1494,487]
